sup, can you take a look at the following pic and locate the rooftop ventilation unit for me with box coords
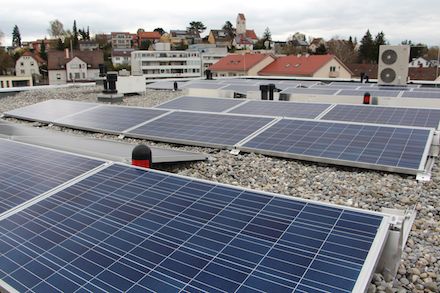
[378,45,410,86]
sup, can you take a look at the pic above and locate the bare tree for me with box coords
[0,30,4,46]
[327,38,357,64]
[48,19,65,38]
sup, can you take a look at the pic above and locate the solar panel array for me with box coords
[281,88,340,95]
[228,100,332,119]
[321,105,440,129]
[126,111,275,147]
[56,106,168,133]
[0,163,388,293]
[156,96,246,112]
[241,119,431,172]
[0,139,104,215]
[4,100,98,123]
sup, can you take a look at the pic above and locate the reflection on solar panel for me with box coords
[181,82,228,90]
[338,90,400,97]
[156,96,246,112]
[0,163,387,293]
[321,105,440,129]
[316,84,359,89]
[281,88,339,95]
[218,79,259,84]
[228,100,332,119]
[4,100,98,123]
[0,139,103,215]
[55,106,168,133]
[412,87,440,92]
[126,111,274,147]
[241,119,431,174]
[401,91,440,99]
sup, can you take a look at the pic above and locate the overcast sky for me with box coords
[1,0,439,46]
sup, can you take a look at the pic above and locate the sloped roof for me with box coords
[138,31,161,40]
[210,30,231,42]
[48,50,104,70]
[235,34,253,45]
[310,38,324,46]
[21,51,46,65]
[347,64,378,79]
[209,53,272,72]
[246,30,258,40]
[259,54,335,76]
[348,63,440,81]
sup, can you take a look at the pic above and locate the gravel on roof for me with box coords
[1,86,439,293]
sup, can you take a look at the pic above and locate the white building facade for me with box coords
[131,50,202,79]
[409,57,432,68]
[15,55,40,77]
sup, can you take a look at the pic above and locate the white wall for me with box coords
[48,70,67,85]
[66,57,88,81]
[15,56,40,77]
[313,58,352,79]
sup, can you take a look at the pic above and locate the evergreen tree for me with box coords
[372,31,386,63]
[262,27,272,49]
[222,21,235,47]
[153,28,165,35]
[86,26,90,40]
[12,25,21,47]
[187,21,206,34]
[358,30,374,63]
[72,20,79,49]
[56,38,64,50]
[40,40,47,61]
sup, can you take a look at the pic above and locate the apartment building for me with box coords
[131,50,201,79]
[111,32,135,49]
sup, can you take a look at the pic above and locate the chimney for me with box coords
[65,48,70,59]
[297,54,301,58]
[305,53,310,58]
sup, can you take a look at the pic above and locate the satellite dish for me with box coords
[380,68,397,83]
[381,49,398,65]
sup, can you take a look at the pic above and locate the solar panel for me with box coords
[55,105,169,134]
[338,90,400,97]
[218,79,259,84]
[221,84,261,94]
[228,100,332,119]
[126,111,274,148]
[281,88,339,95]
[4,100,98,123]
[316,84,359,89]
[0,163,388,293]
[241,119,432,174]
[321,105,440,129]
[156,96,246,112]
[0,139,104,215]
[180,82,228,90]
[412,87,440,92]
[401,91,440,99]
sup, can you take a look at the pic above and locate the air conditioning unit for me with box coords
[378,45,410,86]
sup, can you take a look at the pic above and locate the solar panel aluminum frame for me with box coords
[237,118,435,175]
[3,100,101,124]
[110,162,392,293]
[0,138,109,219]
[52,104,171,135]
[125,110,277,149]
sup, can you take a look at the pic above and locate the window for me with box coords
[20,70,25,74]
[75,73,80,79]
[82,73,86,79]
[56,73,61,80]
[69,73,72,80]
[330,66,336,72]
[20,62,24,66]
[30,62,34,66]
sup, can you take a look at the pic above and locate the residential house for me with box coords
[48,49,104,85]
[258,54,352,79]
[309,38,325,53]
[15,51,45,77]
[233,13,258,50]
[79,40,99,51]
[137,31,162,48]
[0,76,33,88]
[111,49,134,67]
[208,53,275,77]
[170,30,201,48]
[131,50,201,79]
[31,39,52,53]
[111,32,135,49]
[188,44,228,72]
[208,30,232,47]
[409,57,432,68]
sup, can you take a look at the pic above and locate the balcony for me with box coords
[329,71,340,78]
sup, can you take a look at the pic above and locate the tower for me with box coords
[236,13,246,35]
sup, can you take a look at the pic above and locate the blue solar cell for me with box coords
[282,88,339,95]
[401,91,440,99]
[241,119,431,173]
[0,164,385,292]
[322,104,440,128]
[338,89,400,97]
[126,111,274,147]
[56,105,168,133]
[156,96,245,112]
[0,139,104,215]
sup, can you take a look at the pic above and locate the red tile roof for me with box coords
[138,31,161,40]
[209,53,272,72]
[258,54,335,76]
[22,51,46,65]
[48,50,104,70]
[246,30,258,40]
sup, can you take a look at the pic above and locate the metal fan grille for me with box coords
[380,68,396,83]
[381,49,398,65]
